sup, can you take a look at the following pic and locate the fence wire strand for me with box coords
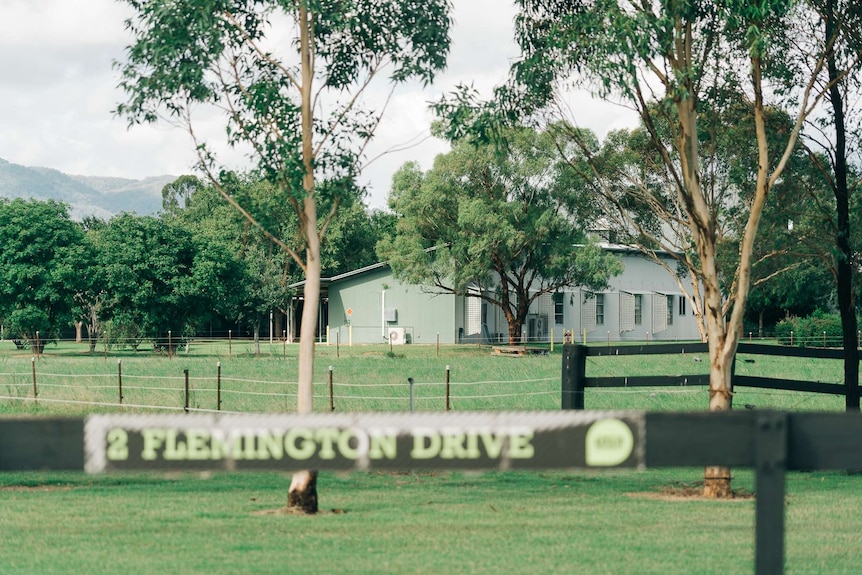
[0,363,563,413]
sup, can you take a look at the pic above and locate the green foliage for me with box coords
[379,125,622,343]
[116,0,452,202]
[702,106,843,324]
[116,2,453,402]
[91,213,246,340]
[160,174,204,213]
[775,311,847,346]
[158,174,387,336]
[101,318,145,350]
[0,198,86,342]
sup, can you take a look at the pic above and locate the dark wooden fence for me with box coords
[562,342,858,410]
[2,410,862,574]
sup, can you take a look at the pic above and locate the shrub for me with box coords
[775,311,848,347]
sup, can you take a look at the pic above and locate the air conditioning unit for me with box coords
[388,327,406,345]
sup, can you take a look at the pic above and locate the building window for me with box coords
[553,292,564,324]
[667,295,674,326]
[634,294,643,325]
[679,296,687,316]
[596,293,605,326]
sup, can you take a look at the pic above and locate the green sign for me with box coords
[84,412,645,473]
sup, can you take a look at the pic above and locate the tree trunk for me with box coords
[86,324,97,353]
[825,1,859,412]
[254,323,261,356]
[75,321,83,344]
[288,3,319,514]
[507,321,521,346]
[704,334,734,498]
[677,90,738,498]
[288,469,318,513]
[702,257,737,498]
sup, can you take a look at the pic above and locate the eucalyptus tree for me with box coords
[584,99,826,340]
[378,125,622,345]
[161,174,206,213]
[717,149,846,335]
[790,0,862,409]
[74,217,107,352]
[162,175,296,352]
[115,1,452,511]
[435,0,859,497]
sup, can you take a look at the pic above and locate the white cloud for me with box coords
[0,0,636,210]
[0,0,133,46]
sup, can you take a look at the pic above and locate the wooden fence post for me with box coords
[216,362,222,411]
[561,344,586,410]
[329,366,334,412]
[31,357,37,399]
[184,369,189,413]
[754,411,787,575]
[408,377,415,412]
[729,354,737,409]
[445,365,451,412]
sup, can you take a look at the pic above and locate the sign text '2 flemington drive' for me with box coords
[83,412,645,473]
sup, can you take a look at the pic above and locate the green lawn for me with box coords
[0,339,859,573]
[1,469,860,574]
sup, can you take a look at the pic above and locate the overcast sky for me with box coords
[0,0,637,211]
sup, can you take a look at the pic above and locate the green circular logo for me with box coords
[585,419,634,467]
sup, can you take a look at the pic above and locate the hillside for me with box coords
[0,157,176,220]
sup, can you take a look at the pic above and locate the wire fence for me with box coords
[0,361,566,414]
[1,333,849,415]
[0,361,838,415]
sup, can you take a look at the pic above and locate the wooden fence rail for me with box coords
[562,342,857,410]
[1,410,862,574]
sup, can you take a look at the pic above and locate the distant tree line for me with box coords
[0,176,393,352]
[2,134,855,354]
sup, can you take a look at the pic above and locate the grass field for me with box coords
[0,339,847,414]
[0,339,859,574]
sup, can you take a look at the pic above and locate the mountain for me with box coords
[0,157,177,220]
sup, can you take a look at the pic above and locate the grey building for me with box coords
[290,244,702,345]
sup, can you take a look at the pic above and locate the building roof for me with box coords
[288,260,390,290]
[289,243,678,291]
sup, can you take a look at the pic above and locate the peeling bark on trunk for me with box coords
[677,88,738,498]
[702,273,736,498]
